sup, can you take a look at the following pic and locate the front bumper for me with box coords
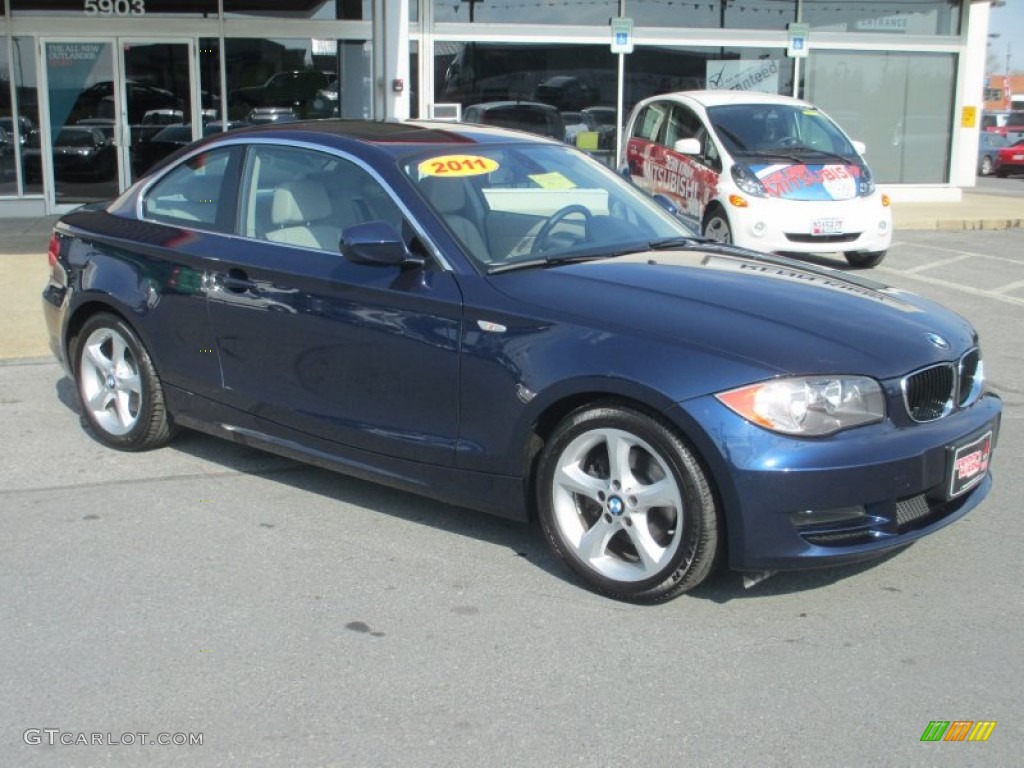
[672,392,1002,572]
[725,192,892,256]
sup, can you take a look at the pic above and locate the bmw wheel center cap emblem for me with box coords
[926,332,950,350]
[608,496,625,516]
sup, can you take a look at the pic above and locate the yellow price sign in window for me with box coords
[961,106,978,129]
[419,155,499,177]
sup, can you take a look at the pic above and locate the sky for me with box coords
[990,2,1024,73]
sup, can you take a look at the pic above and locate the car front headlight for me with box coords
[857,163,875,196]
[716,376,885,436]
[730,163,767,197]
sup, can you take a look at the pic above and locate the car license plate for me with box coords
[1014,153,1024,161]
[947,430,992,498]
[811,218,843,236]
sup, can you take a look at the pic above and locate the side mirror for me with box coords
[341,221,423,268]
[672,138,701,155]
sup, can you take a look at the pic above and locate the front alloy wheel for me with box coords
[74,313,175,450]
[702,210,733,243]
[537,404,720,602]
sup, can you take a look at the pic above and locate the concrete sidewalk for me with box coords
[1,190,1020,361]
[890,189,1023,231]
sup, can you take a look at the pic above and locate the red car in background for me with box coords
[994,138,1024,177]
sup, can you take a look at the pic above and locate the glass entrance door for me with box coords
[120,40,197,185]
[42,39,197,209]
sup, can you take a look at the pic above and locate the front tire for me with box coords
[73,313,175,451]
[536,403,720,602]
[844,250,886,268]
[980,156,993,176]
[702,208,733,243]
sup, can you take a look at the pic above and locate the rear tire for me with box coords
[73,313,175,451]
[844,250,886,269]
[536,403,720,603]
[980,156,993,176]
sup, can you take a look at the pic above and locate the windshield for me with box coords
[400,143,694,271]
[707,103,857,158]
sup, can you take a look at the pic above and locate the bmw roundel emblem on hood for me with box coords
[926,333,950,350]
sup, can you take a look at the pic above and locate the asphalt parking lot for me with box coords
[1,227,1021,767]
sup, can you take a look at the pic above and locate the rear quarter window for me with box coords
[143,148,238,230]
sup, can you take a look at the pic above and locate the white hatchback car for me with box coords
[622,91,892,267]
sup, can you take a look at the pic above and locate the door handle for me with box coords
[220,269,256,293]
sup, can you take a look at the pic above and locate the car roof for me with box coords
[642,90,814,109]
[180,118,562,156]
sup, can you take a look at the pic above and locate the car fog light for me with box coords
[790,506,867,528]
[752,221,766,237]
[878,219,889,234]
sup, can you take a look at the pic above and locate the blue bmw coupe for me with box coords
[42,120,1001,602]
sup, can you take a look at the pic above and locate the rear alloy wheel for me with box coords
[702,209,733,243]
[980,156,993,176]
[74,313,175,451]
[537,404,719,602]
[844,250,886,269]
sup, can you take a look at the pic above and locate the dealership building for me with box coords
[0,0,998,217]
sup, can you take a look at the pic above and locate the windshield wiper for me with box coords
[487,243,650,274]
[759,146,855,165]
[648,236,705,250]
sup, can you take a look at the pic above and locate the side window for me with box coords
[240,144,407,253]
[143,148,238,229]
[664,105,701,148]
[633,103,668,143]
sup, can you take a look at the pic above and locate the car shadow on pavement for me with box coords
[54,373,908,604]
[687,547,909,604]
[53,374,563,580]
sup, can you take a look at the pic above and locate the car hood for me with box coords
[745,161,862,201]
[488,248,976,381]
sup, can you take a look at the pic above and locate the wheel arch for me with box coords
[523,388,729,546]
[64,297,163,380]
[701,199,728,231]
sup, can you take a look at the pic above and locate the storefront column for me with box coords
[953,0,992,188]
[376,0,410,120]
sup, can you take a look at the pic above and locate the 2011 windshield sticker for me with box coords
[419,155,498,178]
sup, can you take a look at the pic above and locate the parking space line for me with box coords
[874,265,1024,307]
[994,279,1024,295]
[890,239,1024,266]
[902,253,973,274]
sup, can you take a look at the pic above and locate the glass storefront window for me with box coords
[805,51,956,184]
[3,38,46,195]
[224,38,372,122]
[224,1,371,20]
[632,1,796,29]
[435,41,791,166]
[802,0,960,36]
[11,0,218,17]
[431,0,617,25]
[0,38,17,196]
[436,41,793,122]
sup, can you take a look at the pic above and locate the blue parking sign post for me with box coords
[787,23,809,58]
[610,17,633,54]
[610,17,632,165]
